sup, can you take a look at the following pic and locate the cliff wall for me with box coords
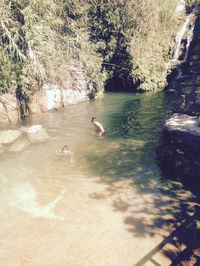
[0,63,101,125]
[173,6,200,115]
[163,4,200,179]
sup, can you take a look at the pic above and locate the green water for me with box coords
[1,90,196,201]
[0,91,198,265]
[82,91,172,181]
[21,91,172,183]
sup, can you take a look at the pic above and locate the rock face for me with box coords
[164,113,200,154]
[0,94,19,124]
[0,82,91,125]
[159,113,200,179]
[28,84,90,114]
[163,6,200,179]
[173,9,200,116]
[0,63,99,125]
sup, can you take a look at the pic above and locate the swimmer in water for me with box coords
[91,117,105,136]
[56,145,72,156]
[61,145,72,154]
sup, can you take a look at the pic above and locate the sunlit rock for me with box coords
[0,102,9,124]
[8,139,30,152]
[19,126,29,133]
[0,94,19,124]
[176,0,185,13]
[28,94,41,114]
[29,84,62,113]
[40,85,62,112]
[165,113,199,132]
[27,125,49,143]
[44,84,62,111]
[62,88,87,106]
[165,113,200,152]
[29,84,89,113]
[5,64,95,119]
[0,130,22,145]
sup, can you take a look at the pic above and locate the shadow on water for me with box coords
[81,91,200,265]
[2,90,200,264]
[133,205,200,266]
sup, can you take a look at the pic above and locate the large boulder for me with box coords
[26,125,49,143]
[0,130,22,145]
[164,113,200,154]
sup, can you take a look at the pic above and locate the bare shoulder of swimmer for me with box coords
[62,145,72,154]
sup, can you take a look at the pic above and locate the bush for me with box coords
[0,0,105,100]
[0,0,193,98]
[88,0,182,91]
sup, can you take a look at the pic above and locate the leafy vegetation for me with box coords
[0,0,198,105]
[88,1,135,91]
[88,0,183,91]
[0,0,104,104]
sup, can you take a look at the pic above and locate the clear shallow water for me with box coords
[0,91,198,265]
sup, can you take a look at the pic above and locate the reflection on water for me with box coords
[0,91,199,265]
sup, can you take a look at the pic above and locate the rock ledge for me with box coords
[164,113,200,154]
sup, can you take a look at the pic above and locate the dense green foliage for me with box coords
[0,0,198,100]
[88,0,182,91]
[0,0,104,100]
[88,1,135,91]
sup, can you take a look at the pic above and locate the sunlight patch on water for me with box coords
[9,182,66,220]
[0,92,198,265]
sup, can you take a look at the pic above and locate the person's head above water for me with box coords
[91,117,96,123]
[63,145,69,150]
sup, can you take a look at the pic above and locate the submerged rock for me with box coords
[8,139,30,152]
[0,130,22,145]
[27,125,49,143]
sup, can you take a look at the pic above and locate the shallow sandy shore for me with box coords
[0,166,195,266]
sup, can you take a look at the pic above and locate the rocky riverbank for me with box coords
[173,9,200,117]
[163,3,200,179]
[0,63,101,126]
[163,113,200,178]
[0,125,49,155]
